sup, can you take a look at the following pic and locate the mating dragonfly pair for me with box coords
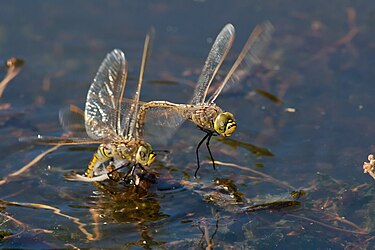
[23,22,273,184]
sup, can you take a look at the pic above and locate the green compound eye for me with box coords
[136,143,156,166]
[214,112,236,137]
[225,119,237,137]
[147,151,156,166]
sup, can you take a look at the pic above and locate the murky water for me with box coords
[1,0,375,248]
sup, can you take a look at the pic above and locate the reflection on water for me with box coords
[1,0,375,248]
[91,179,169,225]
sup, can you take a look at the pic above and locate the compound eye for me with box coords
[214,112,236,136]
[140,151,146,159]
[214,115,226,134]
[148,151,156,164]
[136,145,149,164]
[224,120,237,136]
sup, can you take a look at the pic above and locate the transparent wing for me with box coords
[141,106,184,145]
[85,49,128,140]
[59,104,118,140]
[208,21,274,103]
[59,104,86,135]
[124,29,154,139]
[19,135,104,145]
[21,104,111,146]
[191,24,235,104]
[142,106,183,128]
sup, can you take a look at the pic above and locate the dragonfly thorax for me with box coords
[102,132,155,168]
[181,104,236,136]
[115,141,138,162]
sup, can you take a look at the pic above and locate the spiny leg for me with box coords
[107,162,131,181]
[123,165,136,181]
[195,133,210,178]
[121,163,143,186]
[109,162,131,173]
[137,163,146,172]
[206,133,216,171]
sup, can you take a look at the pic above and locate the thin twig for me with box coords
[307,7,358,63]
[0,199,100,241]
[0,145,61,186]
[0,58,24,97]
[310,208,366,233]
[64,243,80,249]
[287,213,368,235]
[207,160,295,190]
[0,211,27,239]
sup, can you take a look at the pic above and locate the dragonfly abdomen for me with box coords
[85,143,115,177]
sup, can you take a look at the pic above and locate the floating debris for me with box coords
[363,154,375,180]
[285,107,297,113]
[255,89,283,104]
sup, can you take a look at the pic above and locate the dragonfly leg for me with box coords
[195,133,210,178]
[137,164,146,172]
[121,164,138,184]
[107,162,131,181]
[205,133,216,170]
[133,164,142,187]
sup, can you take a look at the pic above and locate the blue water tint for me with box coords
[1,0,375,248]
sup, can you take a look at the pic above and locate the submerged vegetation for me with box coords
[0,1,375,249]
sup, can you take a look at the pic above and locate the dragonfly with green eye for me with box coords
[136,22,274,177]
[21,32,156,183]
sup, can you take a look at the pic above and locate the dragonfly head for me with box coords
[214,112,237,137]
[136,143,156,166]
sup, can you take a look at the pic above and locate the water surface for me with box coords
[1,1,375,248]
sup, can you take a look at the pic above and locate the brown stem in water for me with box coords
[0,145,61,186]
[0,58,24,97]
[208,160,295,190]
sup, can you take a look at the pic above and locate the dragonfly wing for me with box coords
[208,22,274,103]
[85,49,128,139]
[141,106,184,145]
[119,97,146,135]
[142,106,184,128]
[59,104,87,135]
[19,135,105,145]
[191,24,235,104]
[124,29,154,139]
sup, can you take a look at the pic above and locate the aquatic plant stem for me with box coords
[0,199,100,241]
[0,58,24,97]
[0,145,61,186]
[209,160,296,190]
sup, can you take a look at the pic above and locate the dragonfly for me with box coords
[136,22,274,177]
[21,32,156,183]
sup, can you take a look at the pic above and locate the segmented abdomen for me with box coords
[85,144,114,177]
